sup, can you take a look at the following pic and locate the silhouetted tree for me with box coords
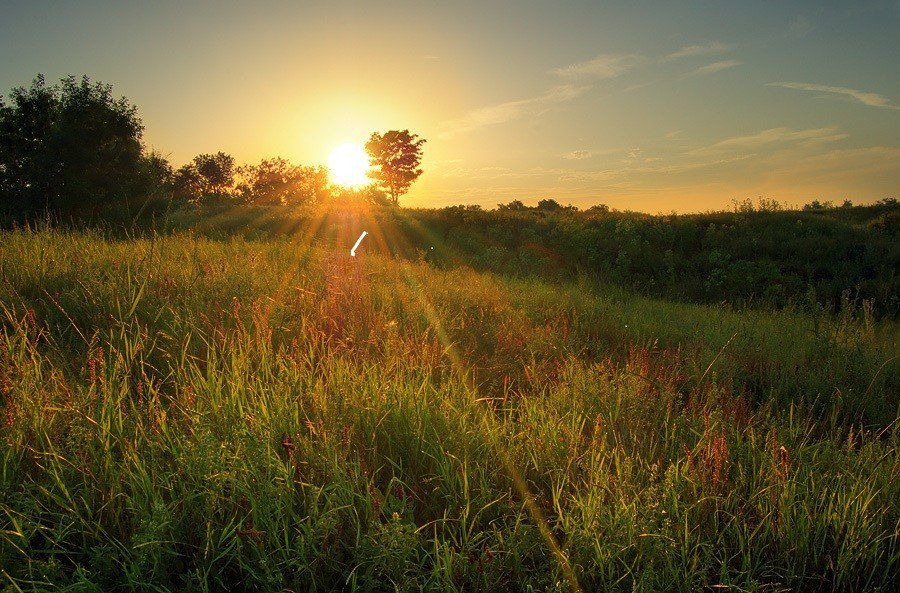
[756,197,783,212]
[130,150,175,217]
[0,74,158,218]
[803,200,833,211]
[193,152,235,196]
[236,157,330,205]
[536,198,577,213]
[497,200,527,211]
[330,184,390,208]
[172,164,204,206]
[365,130,425,205]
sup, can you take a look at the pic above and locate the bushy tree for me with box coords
[803,200,833,211]
[365,130,425,205]
[0,74,160,218]
[330,184,391,208]
[533,198,577,213]
[497,200,527,211]
[169,152,237,207]
[193,152,235,196]
[172,164,204,206]
[236,157,329,205]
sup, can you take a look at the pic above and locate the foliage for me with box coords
[171,152,237,206]
[398,200,900,316]
[193,151,236,195]
[498,200,528,211]
[236,158,329,206]
[148,200,899,316]
[365,129,425,205]
[0,228,897,591]
[803,199,834,211]
[0,75,164,219]
[172,163,204,206]
[536,198,577,212]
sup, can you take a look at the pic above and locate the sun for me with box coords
[328,142,370,187]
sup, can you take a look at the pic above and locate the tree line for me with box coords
[402,198,899,315]
[0,75,425,221]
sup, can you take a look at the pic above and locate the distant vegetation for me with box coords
[2,75,897,319]
[0,75,423,220]
[146,198,898,318]
[403,198,900,317]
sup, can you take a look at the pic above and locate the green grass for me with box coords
[0,227,897,592]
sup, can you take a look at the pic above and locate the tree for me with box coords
[172,164,204,206]
[169,152,237,207]
[0,74,156,218]
[236,157,330,206]
[192,152,235,196]
[802,200,833,211]
[497,200,528,211]
[330,184,390,208]
[365,129,425,205]
[536,198,577,213]
[130,150,174,217]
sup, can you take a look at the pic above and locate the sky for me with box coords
[1,0,899,212]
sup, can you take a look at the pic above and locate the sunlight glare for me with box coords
[328,142,370,187]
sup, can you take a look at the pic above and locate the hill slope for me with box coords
[0,228,898,591]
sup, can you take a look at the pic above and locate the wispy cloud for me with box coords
[552,53,641,80]
[768,82,900,110]
[562,150,593,160]
[691,126,848,156]
[781,146,900,177]
[440,53,640,137]
[556,154,753,183]
[439,84,588,137]
[692,60,742,76]
[665,41,730,61]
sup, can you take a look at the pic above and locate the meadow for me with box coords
[0,226,898,592]
[157,200,900,316]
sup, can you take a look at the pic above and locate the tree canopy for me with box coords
[236,158,329,206]
[0,75,161,218]
[365,130,425,205]
[173,152,237,206]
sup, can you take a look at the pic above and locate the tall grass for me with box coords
[0,227,897,591]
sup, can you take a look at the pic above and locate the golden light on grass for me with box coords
[327,142,370,187]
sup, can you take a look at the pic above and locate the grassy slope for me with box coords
[156,201,900,315]
[0,228,898,591]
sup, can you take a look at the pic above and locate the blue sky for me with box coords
[2,1,898,211]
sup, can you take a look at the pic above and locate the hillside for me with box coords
[0,228,897,591]
[145,199,900,316]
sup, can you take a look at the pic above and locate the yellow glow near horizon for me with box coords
[328,142,370,187]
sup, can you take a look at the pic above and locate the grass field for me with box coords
[1,227,898,591]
